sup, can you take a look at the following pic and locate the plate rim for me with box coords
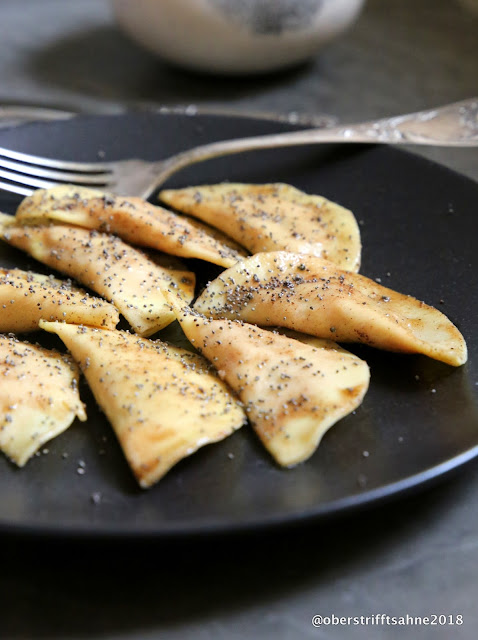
[1,443,478,540]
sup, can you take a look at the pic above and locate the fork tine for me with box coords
[0,180,33,197]
[0,156,112,185]
[0,146,112,172]
[0,167,62,191]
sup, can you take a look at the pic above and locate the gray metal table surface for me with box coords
[0,0,477,638]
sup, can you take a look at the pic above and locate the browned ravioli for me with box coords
[0,267,119,332]
[164,291,370,468]
[0,333,86,467]
[159,182,361,271]
[40,321,247,487]
[194,251,467,367]
[0,214,195,337]
[16,185,248,267]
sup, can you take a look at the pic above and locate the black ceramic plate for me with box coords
[0,113,477,538]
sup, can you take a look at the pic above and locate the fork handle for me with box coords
[153,98,478,190]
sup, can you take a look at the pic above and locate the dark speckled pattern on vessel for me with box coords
[210,0,324,34]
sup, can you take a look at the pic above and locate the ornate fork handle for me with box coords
[152,98,478,189]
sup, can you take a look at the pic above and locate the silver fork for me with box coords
[0,98,477,200]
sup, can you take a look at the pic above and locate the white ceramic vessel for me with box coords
[112,0,365,74]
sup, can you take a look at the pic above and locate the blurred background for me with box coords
[0,1,475,119]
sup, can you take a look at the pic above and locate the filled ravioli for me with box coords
[0,215,195,337]
[16,185,248,267]
[159,182,361,271]
[0,333,86,466]
[0,267,119,332]
[40,321,246,487]
[193,251,467,367]
[164,293,370,467]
